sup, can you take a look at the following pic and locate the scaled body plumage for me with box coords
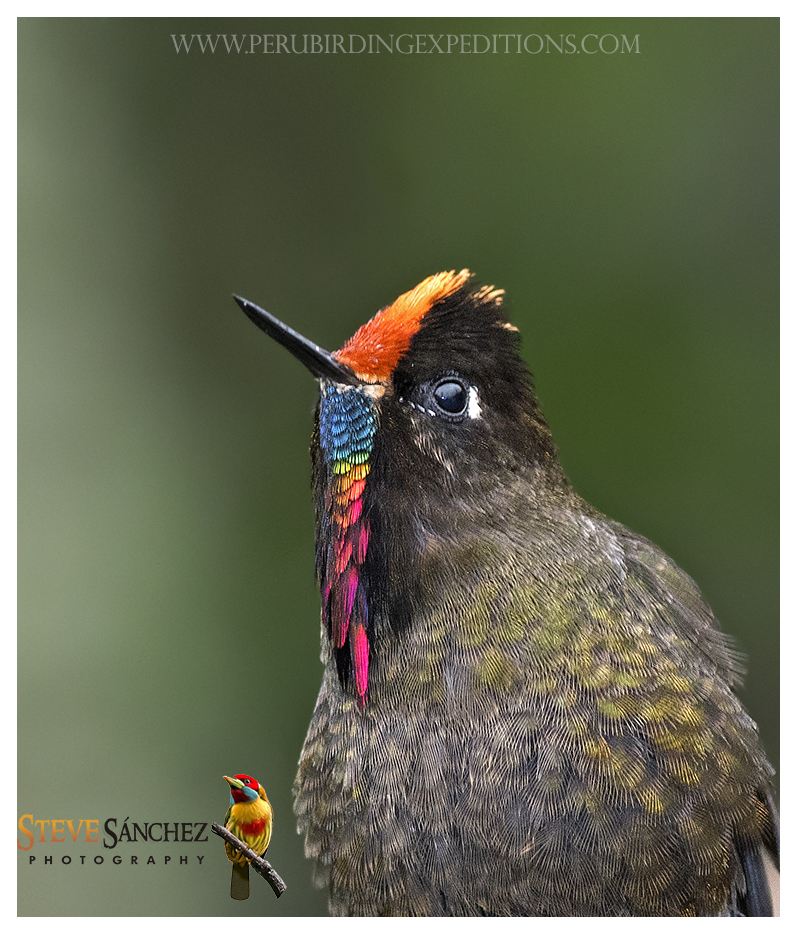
[235,272,778,916]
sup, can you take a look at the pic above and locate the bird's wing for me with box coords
[257,789,274,851]
[735,790,779,916]
[616,523,779,917]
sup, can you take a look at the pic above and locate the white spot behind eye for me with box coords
[467,386,481,419]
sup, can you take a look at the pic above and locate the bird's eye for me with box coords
[433,380,468,416]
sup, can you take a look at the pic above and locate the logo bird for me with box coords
[234,270,778,915]
[223,774,273,900]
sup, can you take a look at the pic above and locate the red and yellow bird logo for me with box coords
[223,774,273,900]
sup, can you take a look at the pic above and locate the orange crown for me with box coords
[335,269,475,381]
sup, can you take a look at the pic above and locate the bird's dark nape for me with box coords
[236,270,778,916]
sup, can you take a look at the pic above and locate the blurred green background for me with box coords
[18,17,778,917]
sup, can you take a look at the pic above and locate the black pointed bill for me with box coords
[234,295,362,386]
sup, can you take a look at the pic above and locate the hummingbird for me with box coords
[223,774,273,900]
[234,270,778,916]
